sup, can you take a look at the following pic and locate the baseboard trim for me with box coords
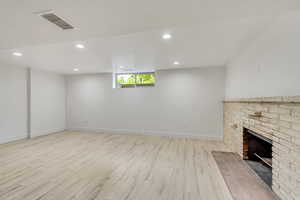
[0,135,27,145]
[30,128,66,138]
[68,127,223,141]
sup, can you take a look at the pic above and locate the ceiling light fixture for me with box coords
[75,44,85,49]
[73,68,79,72]
[13,52,23,57]
[162,33,172,40]
[173,61,180,65]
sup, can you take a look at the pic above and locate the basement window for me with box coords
[116,72,156,88]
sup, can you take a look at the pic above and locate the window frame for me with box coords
[115,72,156,88]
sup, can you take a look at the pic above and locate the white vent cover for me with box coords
[41,13,74,30]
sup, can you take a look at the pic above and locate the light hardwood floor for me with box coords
[0,131,233,200]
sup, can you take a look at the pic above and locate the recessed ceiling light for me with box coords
[13,52,23,57]
[119,66,125,69]
[173,61,180,65]
[75,44,85,49]
[73,68,79,72]
[162,33,172,40]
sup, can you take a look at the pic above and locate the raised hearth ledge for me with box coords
[223,96,300,104]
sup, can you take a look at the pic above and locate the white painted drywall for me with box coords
[0,65,28,143]
[66,68,225,139]
[30,69,66,137]
[225,13,300,99]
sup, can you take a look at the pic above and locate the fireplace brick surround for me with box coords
[224,96,300,200]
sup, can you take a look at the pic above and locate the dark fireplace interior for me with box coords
[243,128,272,187]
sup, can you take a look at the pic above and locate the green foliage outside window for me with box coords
[117,74,136,85]
[116,73,155,88]
[136,73,155,84]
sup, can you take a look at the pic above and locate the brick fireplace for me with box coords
[224,96,300,200]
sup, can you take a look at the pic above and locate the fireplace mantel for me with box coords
[223,95,300,104]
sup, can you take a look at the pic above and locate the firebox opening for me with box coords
[243,128,273,187]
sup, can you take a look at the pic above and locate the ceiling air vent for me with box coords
[41,13,74,30]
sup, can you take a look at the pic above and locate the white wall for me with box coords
[30,69,66,137]
[0,65,28,143]
[225,13,300,99]
[67,68,225,139]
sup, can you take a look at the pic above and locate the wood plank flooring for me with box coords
[212,152,279,200]
[0,131,233,200]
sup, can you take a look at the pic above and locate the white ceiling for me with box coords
[0,0,299,74]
